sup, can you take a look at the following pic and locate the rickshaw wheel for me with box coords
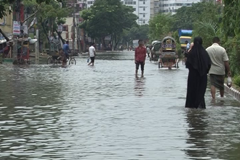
[69,58,76,65]
[47,57,53,64]
[18,58,25,65]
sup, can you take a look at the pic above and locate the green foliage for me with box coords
[223,37,240,76]
[22,0,69,44]
[172,31,182,57]
[80,0,137,39]
[148,13,173,41]
[192,21,218,48]
[0,0,14,19]
[222,0,240,77]
[234,75,240,87]
[0,0,62,19]
[172,2,221,31]
[121,24,149,45]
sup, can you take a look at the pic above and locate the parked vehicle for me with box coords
[132,40,138,51]
[150,40,161,61]
[178,29,192,50]
[0,29,13,64]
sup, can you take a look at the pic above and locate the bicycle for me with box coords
[47,55,62,65]
[68,54,76,65]
[13,40,30,65]
[47,54,76,65]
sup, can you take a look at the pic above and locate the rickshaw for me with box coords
[150,40,161,61]
[0,29,13,64]
[158,36,179,69]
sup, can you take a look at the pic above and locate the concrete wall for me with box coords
[159,0,202,15]
[0,13,13,34]
[61,17,78,50]
[224,84,240,101]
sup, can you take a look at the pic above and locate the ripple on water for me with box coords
[0,52,240,160]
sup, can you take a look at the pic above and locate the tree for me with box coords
[222,0,240,76]
[23,0,70,44]
[172,2,221,31]
[80,0,137,50]
[121,24,149,47]
[0,0,14,19]
[0,0,59,19]
[148,13,173,41]
[192,21,219,48]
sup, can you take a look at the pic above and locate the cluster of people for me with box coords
[134,37,231,109]
[185,37,231,109]
[0,42,12,59]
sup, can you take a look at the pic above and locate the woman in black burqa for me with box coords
[185,37,211,109]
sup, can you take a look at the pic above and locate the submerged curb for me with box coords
[224,84,240,101]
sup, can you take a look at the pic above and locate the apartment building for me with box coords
[86,0,151,25]
[121,0,151,25]
[158,0,203,15]
[86,0,95,8]
[150,0,161,18]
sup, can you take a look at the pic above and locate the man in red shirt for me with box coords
[135,39,146,77]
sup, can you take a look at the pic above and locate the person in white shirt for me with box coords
[146,46,150,57]
[206,37,231,99]
[88,42,96,66]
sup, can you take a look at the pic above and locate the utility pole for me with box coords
[35,21,39,64]
[77,23,81,53]
[72,2,76,54]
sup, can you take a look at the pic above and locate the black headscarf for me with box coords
[186,37,211,76]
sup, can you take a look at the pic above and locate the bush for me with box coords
[234,75,240,87]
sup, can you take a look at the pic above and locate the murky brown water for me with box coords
[0,51,240,160]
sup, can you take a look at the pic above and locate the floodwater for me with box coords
[0,51,240,160]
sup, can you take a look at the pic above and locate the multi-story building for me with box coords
[86,0,95,8]
[86,0,151,25]
[158,0,203,15]
[150,0,160,18]
[121,0,151,25]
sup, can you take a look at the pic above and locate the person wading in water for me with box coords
[135,39,146,77]
[185,37,211,109]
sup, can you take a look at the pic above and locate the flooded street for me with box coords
[0,51,240,160]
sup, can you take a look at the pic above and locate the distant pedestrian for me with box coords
[185,37,211,109]
[206,37,231,99]
[185,40,190,51]
[88,42,96,66]
[146,46,150,57]
[63,41,70,60]
[135,39,146,77]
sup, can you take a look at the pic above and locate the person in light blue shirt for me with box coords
[186,40,190,51]
[63,41,70,59]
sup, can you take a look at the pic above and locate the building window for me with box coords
[143,14,145,17]
[88,1,94,4]
[62,25,68,31]
[143,20,145,24]
[143,7,145,11]
[143,1,145,4]
[125,0,136,5]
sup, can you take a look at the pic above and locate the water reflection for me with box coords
[185,109,210,160]
[134,77,145,97]
[0,65,64,159]
[0,52,240,159]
